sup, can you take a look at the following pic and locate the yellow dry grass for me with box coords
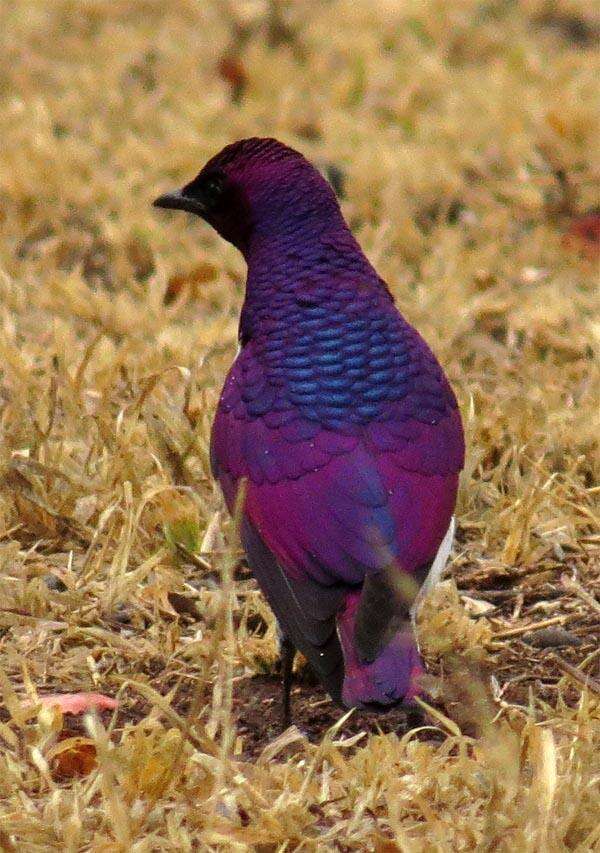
[0,0,599,849]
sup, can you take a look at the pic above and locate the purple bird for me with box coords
[154,138,464,723]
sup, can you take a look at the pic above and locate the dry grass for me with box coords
[0,0,599,849]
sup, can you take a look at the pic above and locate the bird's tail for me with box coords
[336,591,423,708]
[336,517,456,708]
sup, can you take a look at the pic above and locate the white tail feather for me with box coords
[410,515,455,623]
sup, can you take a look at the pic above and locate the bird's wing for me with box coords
[240,515,345,703]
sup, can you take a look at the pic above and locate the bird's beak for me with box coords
[152,189,207,217]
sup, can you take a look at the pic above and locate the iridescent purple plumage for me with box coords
[154,138,465,714]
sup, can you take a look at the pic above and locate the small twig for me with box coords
[0,523,24,541]
[553,655,600,696]
[32,373,58,440]
[492,613,579,640]
[561,574,600,616]
[511,592,524,621]
[175,542,212,571]
[0,608,66,629]
[413,697,463,738]
[73,330,104,390]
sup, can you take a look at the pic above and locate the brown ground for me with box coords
[233,675,431,760]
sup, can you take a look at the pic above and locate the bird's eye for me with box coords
[203,174,225,207]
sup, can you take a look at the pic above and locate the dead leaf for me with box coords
[564,211,600,259]
[163,262,218,305]
[48,737,97,779]
[217,54,248,103]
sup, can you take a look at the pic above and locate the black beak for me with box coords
[152,189,207,217]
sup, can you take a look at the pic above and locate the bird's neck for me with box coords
[239,221,382,343]
[239,226,379,350]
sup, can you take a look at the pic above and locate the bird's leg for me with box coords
[280,636,296,730]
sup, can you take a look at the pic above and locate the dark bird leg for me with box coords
[280,636,296,730]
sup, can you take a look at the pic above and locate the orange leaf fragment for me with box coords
[217,54,248,102]
[38,692,118,715]
[564,212,600,259]
[48,737,97,779]
[164,261,218,305]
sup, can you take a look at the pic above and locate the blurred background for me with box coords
[0,1,598,847]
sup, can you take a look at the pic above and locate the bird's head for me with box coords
[153,137,342,253]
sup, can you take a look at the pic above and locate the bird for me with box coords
[154,137,464,725]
